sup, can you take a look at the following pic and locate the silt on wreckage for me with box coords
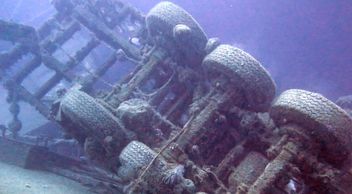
[0,0,352,193]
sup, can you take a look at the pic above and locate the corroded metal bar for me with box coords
[0,44,28,69]
[0,15,75,70]
[229,152,269,192]
[247,142,299,194]
[42,38,98,78]
[0,15,62,70]
[34,73,62,99]
[298,151,352,193]
[80,53,118,91]
[11,24,79,83]
[176,91,232,149]
[37,13,65,40]
[41,55,71,80]
[116,50,167,102]
[12,22,80,84]
[164,90,190,119]
[65,38,100,70]
[37,17,58,40]
[0,20,39,70]
[93,53,117,77]
[72,5,141,59]
[37,38,99,98]
[215,142,246,179]
[42,21,81,54]
[0,19,37,43]
[2,78,50,117]
[149,84,171,107]
[13,55,41,83]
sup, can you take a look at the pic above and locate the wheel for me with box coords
[118,141,167,190]
[118,141,158,180]
[270,89,352,162]
[202,44,276,112]
[118,141,193,193]
[336,95,352,110]
[146,2,208,59]
[59,89,122,141]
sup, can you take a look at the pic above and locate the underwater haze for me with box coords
[1,1,352,193]
[1,0,352,99]
[129,0,352,100]
[1,0,352,132]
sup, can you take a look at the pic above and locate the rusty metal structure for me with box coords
[1,0,352,193]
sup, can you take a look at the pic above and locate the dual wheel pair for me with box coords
[146,1,352,161]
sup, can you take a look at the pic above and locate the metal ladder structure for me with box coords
[0,0,144,136]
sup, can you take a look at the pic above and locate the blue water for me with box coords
[2,0,352,132]
[1,0,351,99]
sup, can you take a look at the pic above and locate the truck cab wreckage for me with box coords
[1,0,352,193]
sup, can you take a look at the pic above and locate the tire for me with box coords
[270,89,352,161]
[118,141,166,186]
[202,44,276,112]
[336,95,352,110]
[59,89,122,140]
[146,2,208,56]
[119,141,157,179]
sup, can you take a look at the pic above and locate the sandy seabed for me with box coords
[0,162,93,194]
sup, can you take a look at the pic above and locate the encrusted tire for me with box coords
[202,44,276,112]
[59,89,120,140]
[146,1,207,55]
[118,141,157,179]
[336,95,352,110]
[118,141,167,190]
[270,89,352,158]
